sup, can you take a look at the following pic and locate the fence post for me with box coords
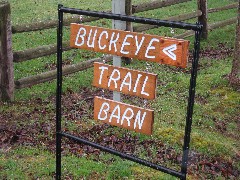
[0,2,14,101]
[123,0,133,65]
[198,0,208,39]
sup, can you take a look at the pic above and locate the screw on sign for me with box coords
[70,24,190,68]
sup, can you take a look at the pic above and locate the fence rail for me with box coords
[13,41,70,62]
[15,55,113,89]
[133,10,202,32]
[12,0,190,34]
[0,0,238,101]
[208,17,237,30]
[132,0,190,13]
[208,3,238,13]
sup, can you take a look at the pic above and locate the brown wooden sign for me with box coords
[93,62,157,100]
[94,96,154,135]
[70,24,190,68]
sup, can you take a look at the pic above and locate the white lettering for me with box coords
[135,36,145,55]
[109,105,120,123]
[98,66,108,85]
[75,27,86,47]
[98,30,108,50]
[134,110,146,129]
[133,74,142,93]
[87,29,98,48]
[120,72,132,92]
[108,69,120,88]
[109,32,120,52]
[98,102,109,121]
[121,108,134,126]
[141,76,149,96]
[120,34,133,55]
[145,38,159,59]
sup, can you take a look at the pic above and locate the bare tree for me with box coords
[229,0,240,90]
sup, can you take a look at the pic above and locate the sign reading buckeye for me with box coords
[70,24,190,68]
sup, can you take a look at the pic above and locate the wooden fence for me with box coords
[0,0,238,101]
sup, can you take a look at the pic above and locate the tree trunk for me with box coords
[229,1,240,90]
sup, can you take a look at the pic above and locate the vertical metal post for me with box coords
[180,25,202,180]
[56,4,63,180]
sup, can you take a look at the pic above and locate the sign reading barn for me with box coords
[94,96,154,135]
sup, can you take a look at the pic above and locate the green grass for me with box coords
[1,0,240,179]
[0,147,175,179]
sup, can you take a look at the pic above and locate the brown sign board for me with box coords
[94,96,154,135]
[70,24,189,68]
[93,62,157,100]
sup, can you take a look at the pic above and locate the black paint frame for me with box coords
[56,4,202,180]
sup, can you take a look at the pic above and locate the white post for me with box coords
[112,0,127,102]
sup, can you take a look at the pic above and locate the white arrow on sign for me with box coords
[162,44,177,61]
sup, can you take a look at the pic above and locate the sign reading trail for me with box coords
[70,24,190,68]
[94,96,154,135]
[93,62,157,100]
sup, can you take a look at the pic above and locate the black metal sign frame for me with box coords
[56,4,202,180]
